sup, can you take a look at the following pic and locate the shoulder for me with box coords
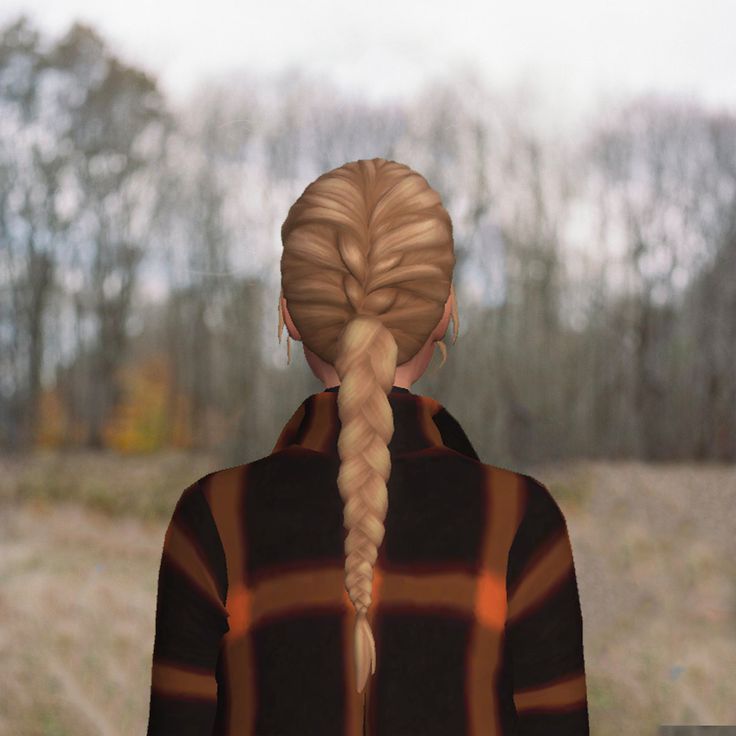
[471,464,564,513]
[168,473,211,519]
[516,472,568,525]
[471,462,543,501]
[471,464,568,537]
[190,451,310,511]
[192,459,263,502]
[505,472,575,579]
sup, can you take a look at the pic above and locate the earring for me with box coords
[431,338,447,373]
[277,294,292,366]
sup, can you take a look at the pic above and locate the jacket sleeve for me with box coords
[147,475,230,735]
[505,474,590,735]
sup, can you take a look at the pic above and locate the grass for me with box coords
[0,449,217,521]
[527,459,594,513]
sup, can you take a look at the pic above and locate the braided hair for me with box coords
[280,158,457,693]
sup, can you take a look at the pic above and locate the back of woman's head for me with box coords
[279,157,458,693]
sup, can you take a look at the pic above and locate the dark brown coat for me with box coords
[147,386,589,735]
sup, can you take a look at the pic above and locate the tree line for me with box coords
[1,14,734,467]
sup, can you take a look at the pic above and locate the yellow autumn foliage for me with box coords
[104,352,193,452]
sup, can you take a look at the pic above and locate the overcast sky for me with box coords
[2,0,735,131]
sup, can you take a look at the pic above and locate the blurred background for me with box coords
[0,1,734,734]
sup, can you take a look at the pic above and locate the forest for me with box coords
[1,15,734,469]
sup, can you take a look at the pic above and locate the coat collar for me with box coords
[271,385,472,458]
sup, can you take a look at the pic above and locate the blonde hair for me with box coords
[278,158,458,693]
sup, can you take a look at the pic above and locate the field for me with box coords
[0,451,734,735]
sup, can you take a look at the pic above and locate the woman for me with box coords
[147,158,590,735]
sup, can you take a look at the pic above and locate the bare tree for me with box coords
[46,21,170,447]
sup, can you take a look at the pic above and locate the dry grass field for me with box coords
[0,451,734,735]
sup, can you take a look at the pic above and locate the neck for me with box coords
[303,343,435,392]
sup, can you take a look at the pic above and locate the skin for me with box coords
[280,292,454,390]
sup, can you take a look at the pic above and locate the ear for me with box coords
[280,293,302,341]
[435,289,453,338]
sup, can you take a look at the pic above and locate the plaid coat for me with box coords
[147,385,590,735]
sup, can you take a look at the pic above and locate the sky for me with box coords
[2,0,735,133]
